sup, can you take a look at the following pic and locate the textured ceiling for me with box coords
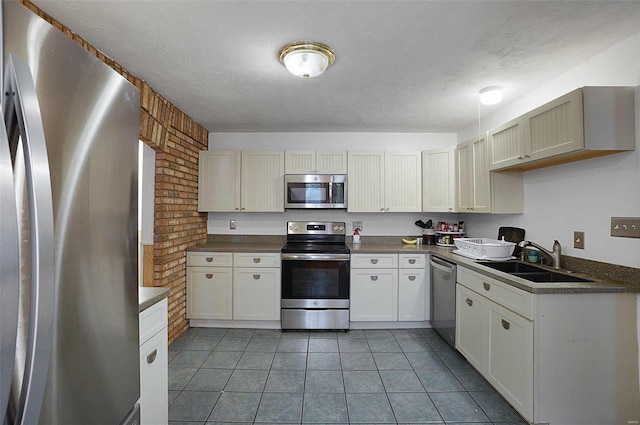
[31,1,640,133]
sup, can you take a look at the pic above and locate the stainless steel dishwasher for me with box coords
[430,255,457,348]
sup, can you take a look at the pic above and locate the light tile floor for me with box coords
[168,328,527,425]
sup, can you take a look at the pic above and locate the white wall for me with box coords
[458,33,640,269]
[207,132,457,237]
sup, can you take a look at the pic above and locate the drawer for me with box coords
[139,298,167,345]
[399,253,426,269]
[457,266,534,320]
[351,254,398,269]
[187,252,232,267]
[234,252,280,268]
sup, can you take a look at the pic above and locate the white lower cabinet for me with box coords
[456,267,533,420]
[139,298,168,425]
[456,284,488,371]
[351,254,427,322]
[186,253,233,320]
[232,253,281,320]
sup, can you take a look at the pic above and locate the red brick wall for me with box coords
[22,0,208,344]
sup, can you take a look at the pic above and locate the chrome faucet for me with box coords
[518,240,562,269]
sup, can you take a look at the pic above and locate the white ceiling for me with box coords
[31,0,640,133]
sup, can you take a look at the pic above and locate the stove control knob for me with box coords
[289,224,298,231]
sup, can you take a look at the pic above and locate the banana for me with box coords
[402,238,417,245]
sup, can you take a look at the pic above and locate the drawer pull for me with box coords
[466,298,473,307]
[483,282,491,291]
[146,349,157,364]
[370,259,378,264]
[253,258,261,263]
[370,276,378,281]
[206,257,213,263]
[408,259,416,264]
[501,319,511,330]
[408,276,416,281]
[253,274,261,280]
[205,273,213,279]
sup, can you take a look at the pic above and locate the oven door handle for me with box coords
[282,253,350,261]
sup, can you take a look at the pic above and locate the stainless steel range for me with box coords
[281,221,350,330]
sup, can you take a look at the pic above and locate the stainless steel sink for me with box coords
[478,261,593,283]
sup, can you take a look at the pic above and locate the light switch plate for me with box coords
[230,219,237,230]
[573,231,585,249]
[611,217,640,238]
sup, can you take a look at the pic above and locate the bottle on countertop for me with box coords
[352,228,361,244]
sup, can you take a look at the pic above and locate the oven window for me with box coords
[287,183,329,204]
[282,259,349,299]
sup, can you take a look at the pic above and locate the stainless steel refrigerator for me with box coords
[1,1,141,424]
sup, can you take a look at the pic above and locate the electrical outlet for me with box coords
[611,217,640,238]
[352,221,363,231]
[230,219,237,230]
[573,231,585,249]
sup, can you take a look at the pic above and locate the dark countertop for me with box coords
[139,287,170,312]
[186,240,639,295]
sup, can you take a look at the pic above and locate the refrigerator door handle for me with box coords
[0,103,20,424]
[4,54,55,425]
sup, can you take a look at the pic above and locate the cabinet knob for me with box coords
[380,208,384,212]
[483,282,491,291]
[235,207,240,210]
[370,259,378,264]
[408,259,416,264]
[146,349,157,364]
[370,276,378,281]
[253,258,261,263]
[206,273,213,279]
[253,274,261,280]
[465,298,473,307]
[501,319,511,330]
[524,154,531,158]
[408,276,416,281]
[517,155,524,160]
[206,257,213,262]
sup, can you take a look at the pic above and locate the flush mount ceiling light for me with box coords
[479,86,504,105]
[279,41,335,79]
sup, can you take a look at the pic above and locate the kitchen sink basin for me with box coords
[478,261,593,283]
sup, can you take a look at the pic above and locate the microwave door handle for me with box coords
[5,54,55,425]
[0,102,20,423]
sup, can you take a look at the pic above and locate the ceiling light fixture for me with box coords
[279,41,335,79]
[479,86,503,105]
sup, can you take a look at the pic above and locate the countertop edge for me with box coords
[184,241,639,294]
[139,287,170,312]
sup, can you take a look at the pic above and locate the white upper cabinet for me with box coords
[285,150,347,174]
[198,150,241,212]
[456,136,491,213]
[489,87,636,171]
[422,147,456,212]
[198,150,284,212]
[241,151,285,212]
[348,151,421,213]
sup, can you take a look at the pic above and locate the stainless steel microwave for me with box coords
[285,174,347,209]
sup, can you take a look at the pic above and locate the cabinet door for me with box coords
[241,151,284,212]
[347,152,385,212]
[198,150,241,212]
[422,148,456,212]
[456,285,488,372]
[525,88,584,161]
[471,136,491,213]
[455,142,473,211]
[285,151,315,174]
[140,327,168,425]
[233,268,281,320]
[384,151,422,212]
[186,267,233,319]
[316,151,347,174]
[350,268,398,321]
[489,118,525,171]
[398,269,426,321]
[487,302,534,420]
